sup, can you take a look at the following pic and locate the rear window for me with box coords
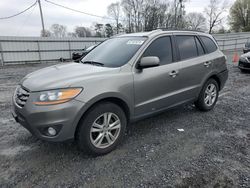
[176,36,198,60]
[200,36,217,53]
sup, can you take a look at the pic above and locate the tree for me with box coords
[74,26,92,37]
[204,0,228,34]
[105,24,114,37]
[40,29,51,37]
[67,32,77,38]
[172,0,187,29]
[121,0,145,32]
[186,12,206,31]
[108,2,121,34]
[94,23,104,37]
[229,0,250,32]
[50,24,67,37]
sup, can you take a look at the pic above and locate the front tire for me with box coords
[195,78,219,111]
[76,102,127,156]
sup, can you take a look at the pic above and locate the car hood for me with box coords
[21,63,120,92]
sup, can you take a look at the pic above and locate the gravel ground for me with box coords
[0,60,249,188]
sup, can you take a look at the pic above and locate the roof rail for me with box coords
[156,28,205,33]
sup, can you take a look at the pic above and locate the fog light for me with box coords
[48,127,57,136]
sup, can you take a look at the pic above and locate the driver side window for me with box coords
[142,36,173,66]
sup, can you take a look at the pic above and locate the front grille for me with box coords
[15,86,30,108]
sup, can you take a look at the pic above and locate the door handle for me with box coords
[169,70,179,77]
[204,61,212,67]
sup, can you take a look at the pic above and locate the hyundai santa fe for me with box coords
[12,29,228,155]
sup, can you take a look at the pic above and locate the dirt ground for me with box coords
[0,60,249,188]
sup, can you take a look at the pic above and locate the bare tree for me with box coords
[204,0,228,34]
[186,12,206,31]
[121,0,145,32]
[121,0,133,32]
[50,24,67,37]
[108,2,121,34]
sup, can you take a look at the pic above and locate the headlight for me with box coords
[33,88,82,105]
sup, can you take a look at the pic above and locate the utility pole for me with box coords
[38,0,45,36]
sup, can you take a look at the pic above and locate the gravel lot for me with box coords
[0,60,250,188]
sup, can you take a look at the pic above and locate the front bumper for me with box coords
[238,60,250,70]
[12,95,85,142]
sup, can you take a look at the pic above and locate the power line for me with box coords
[44,0,114,21]
[17,2,38,35]
[0,1,38,20]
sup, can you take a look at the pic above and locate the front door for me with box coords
[133,36,182,117]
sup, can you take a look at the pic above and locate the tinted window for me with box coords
[195,37,205,55]
[176,36,198,60]
[200,36,217,53]
[82,37,146,67]
[142,36,172,65]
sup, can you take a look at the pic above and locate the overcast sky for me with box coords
[0,0,235,36]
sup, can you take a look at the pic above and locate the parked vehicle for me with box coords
[238,52,250,72]
[243,42,250,53]
[72,45,97,62]
[12,29,228,155]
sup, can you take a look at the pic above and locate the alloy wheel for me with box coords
[204,83,217,106]
[90,112,121,149]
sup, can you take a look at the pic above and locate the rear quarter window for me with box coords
[200,36,218,53]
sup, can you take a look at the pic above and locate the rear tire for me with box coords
[195,78,219,111]
[76,102,127,156]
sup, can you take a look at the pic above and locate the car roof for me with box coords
[115,29,211,38]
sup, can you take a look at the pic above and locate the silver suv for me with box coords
[12,30,228,155]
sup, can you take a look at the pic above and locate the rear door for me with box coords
[174,34,213,100]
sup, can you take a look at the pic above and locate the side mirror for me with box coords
[138,56,160,69]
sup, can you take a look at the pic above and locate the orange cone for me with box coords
[232,51,239,63]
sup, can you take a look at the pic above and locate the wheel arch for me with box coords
[208,74,221,90]
[73,95,131,139]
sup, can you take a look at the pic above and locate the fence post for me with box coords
[68,40,71,60]
[222,40,225,51]
[235,38,238,51]
[37,41,42,63]
[0,41,4,66]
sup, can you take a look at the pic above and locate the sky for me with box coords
[0,0,235,36]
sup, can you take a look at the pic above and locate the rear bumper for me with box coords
[217,69,228,90]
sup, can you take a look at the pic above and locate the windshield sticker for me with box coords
[126,40,144,45]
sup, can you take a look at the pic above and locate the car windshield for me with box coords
[81,37,147,67]
[245,42,250,48]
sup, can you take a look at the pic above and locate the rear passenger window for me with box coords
[142,36,173,65]
[200,36,217,53]
[195,37,205,55]
[176,36,198,60]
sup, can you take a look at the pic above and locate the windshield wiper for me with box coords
[82,61,104,66]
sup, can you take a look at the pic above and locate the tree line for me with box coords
[41,0,250,37]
